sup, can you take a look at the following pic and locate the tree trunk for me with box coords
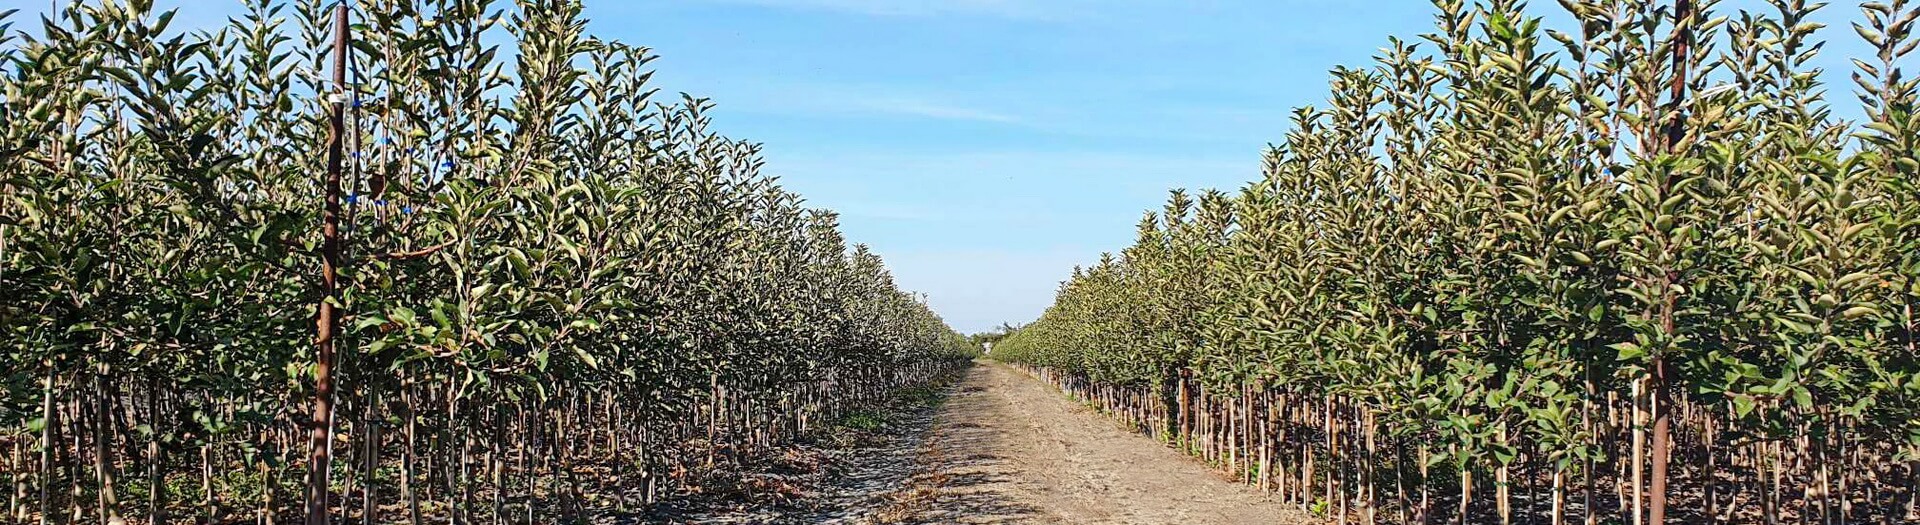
[363,388,379,525]
[1457,463,1472,525]
[1650,357,1672,525]
[306,6,350,525]
[403,373,421,525]
[38,373,53,525]
[1632,374,1646,525]
[1552,467,1568,525]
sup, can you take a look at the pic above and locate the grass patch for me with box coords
[896,385,945,408]
[837,410,887,431]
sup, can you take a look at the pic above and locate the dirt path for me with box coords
[897,361,1317,525]
[645,363,1317,524]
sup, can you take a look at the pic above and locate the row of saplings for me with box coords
[1012,360,1904,524]
[994,0,1920,524]
[0,0,977,523]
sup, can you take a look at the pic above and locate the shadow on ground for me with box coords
[634,377,967,524]
[875,383,1047,524]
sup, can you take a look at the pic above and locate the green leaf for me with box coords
[1614,342,1646,362]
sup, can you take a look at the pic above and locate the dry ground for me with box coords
[654,361,1316,524]
[884,361,1316,525]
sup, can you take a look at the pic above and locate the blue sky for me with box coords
[588,0,1440,333]
[109,0,1882,333]
[624,0,1873,335]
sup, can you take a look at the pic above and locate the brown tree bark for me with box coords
[306,5,350,525]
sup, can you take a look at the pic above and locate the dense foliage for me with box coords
[995,0,1920,523]
[0,0,974,523]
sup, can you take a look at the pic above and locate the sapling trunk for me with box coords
[1633,375,1646,525]
[305,6,350,525]
[1650,358,1671,525]
[38,374,53,525]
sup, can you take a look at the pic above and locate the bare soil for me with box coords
[886,361,1317,525]
[647,362,1317,524]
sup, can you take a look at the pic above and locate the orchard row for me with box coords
[0,1,975,523]
[995,1,1920,523]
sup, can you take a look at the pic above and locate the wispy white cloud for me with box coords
[770,149,1254,191]
[855,97,1025,124]
[801,94,1029,124]
[686,0,1070,19]
[713,81,1030,125]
